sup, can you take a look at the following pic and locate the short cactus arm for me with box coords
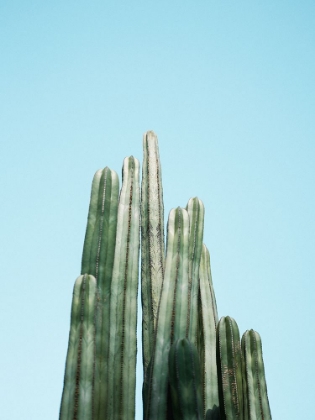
[81,170,102,274]
[199,244,219,416]
[186,197,204,344]
[144,207,189,420]
[169,338,203,420]
[217,316,244,420]
[242,330,272,420]
[59,274,96,420]
[141,131,165,374]
[107,156,140,420]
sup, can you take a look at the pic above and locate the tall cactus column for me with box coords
[144,207,190,420]
[186,197,204,345]
[59,274,97,420]
[80,167,119,419]
[141,131,165,377]
[199,244,219,418]
[107,156,140,420]
[242,330,272,420]
[217,316,244,420]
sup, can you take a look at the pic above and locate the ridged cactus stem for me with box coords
[199,244,219,417]
[217,316,244,420]
[59,274,96,420]
[81,170,102,274]
[169,338,204,420]
[186,197,204,345]
[107,156,140,420]
[144,207,189,420]
[80,167,119,419]
[141,131,165,376]
[242,330,272,420]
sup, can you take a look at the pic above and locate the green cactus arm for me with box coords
[141,131,165,375]
[242,330,272,420]
[79,167,119,420]
[199,244,219,416]
[81,170,102,274]
[144,207,189,420]
[59,274,96,420]
[186,197,204,344]
[107,156,140,420]
[92,168,119,419]
[169,338,204,420]
[217,316,244,420]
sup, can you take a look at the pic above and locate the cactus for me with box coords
[59,274,96,420]
[141,131,165,376]
[242,330,272,420]
[168,338,203,420]
[199,244,219,417]
[217,316,244,420]
[80,167,119,419]
[59,131,273,420]
[107,156,140,420]
[144,207,190,420]
[186,197,204,345]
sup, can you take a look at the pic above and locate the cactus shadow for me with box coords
[206,405,220,420]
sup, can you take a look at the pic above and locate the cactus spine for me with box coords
[141,131,165,376]
[199,244,219,417]
[242,330,272,420]
[107,156,140,420]
[59,274,96,420]
[168,338,204,420]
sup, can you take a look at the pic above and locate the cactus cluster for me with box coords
[59,131,272,420]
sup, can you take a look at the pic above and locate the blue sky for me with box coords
[0,1,314,419]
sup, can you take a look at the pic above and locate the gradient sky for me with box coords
[1,1,314,419]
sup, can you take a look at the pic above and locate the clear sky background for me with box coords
[1,1,314,419]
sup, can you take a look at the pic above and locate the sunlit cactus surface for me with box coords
[59,132,272,420]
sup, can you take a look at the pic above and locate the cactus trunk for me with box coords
[242,330,272,420]
[141,131,165,376]
[59,274,96,420]
[144,207,189,420]
[217,316,244,420]
[199,244,219,417]
[107,156,140,420]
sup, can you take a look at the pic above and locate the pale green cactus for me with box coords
[144,207,189,420]
[59,274,96,420]
[186,197,204,345]
[199,244,219,417]
[81,167,119,419]
[141,131,165,376]
[217,316,244,420]
[242,330,272,420]
[107,156,140,420]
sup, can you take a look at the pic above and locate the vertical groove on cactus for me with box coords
[107,156,140,420]
[141,131,165,376]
